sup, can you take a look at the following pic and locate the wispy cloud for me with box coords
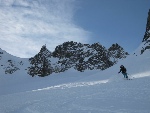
[0,0,91,58]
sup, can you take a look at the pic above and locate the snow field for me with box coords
[0,44,150,113]
[0,75,150,113]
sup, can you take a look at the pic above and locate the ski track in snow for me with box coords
[31,79,109,91]
[0,75,150,113]
[0,46,150,113]
[31,70,150,93]
[131,71,150,78]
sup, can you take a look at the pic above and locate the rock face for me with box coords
[143,9,150,42]
[141,9,150,54]
[0,48,25,74]
[108,43,129,64]
[0,42,128,77]
[0,42,129,77]
[28,42,128,77]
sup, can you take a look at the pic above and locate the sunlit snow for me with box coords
[0,43,150,113]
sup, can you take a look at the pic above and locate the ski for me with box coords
[124,78,132,80]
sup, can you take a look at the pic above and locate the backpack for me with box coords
[122,67,126,73]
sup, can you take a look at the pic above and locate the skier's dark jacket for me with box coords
[119,66,127,73]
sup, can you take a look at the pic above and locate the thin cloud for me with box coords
[0,0,91,58]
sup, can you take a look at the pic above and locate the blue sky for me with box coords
[0,0,149,58]
[74,0,150,53]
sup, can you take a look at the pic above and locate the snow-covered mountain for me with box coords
[0,25,150,112]
[0,48,30,75]
[0,6,150,113]
[0,42,128,77]
[0,38,150,113]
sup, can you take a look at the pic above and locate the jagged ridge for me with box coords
[141,9,150,54]
[28,42,128,77]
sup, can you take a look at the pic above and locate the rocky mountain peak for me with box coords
[143,9,150,42]
[27,41,129,77]
[0,41,129,77]
[141,9,150,54]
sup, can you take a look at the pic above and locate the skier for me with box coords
[118,65,128,79]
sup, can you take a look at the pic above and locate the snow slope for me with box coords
[0,46,150,113]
